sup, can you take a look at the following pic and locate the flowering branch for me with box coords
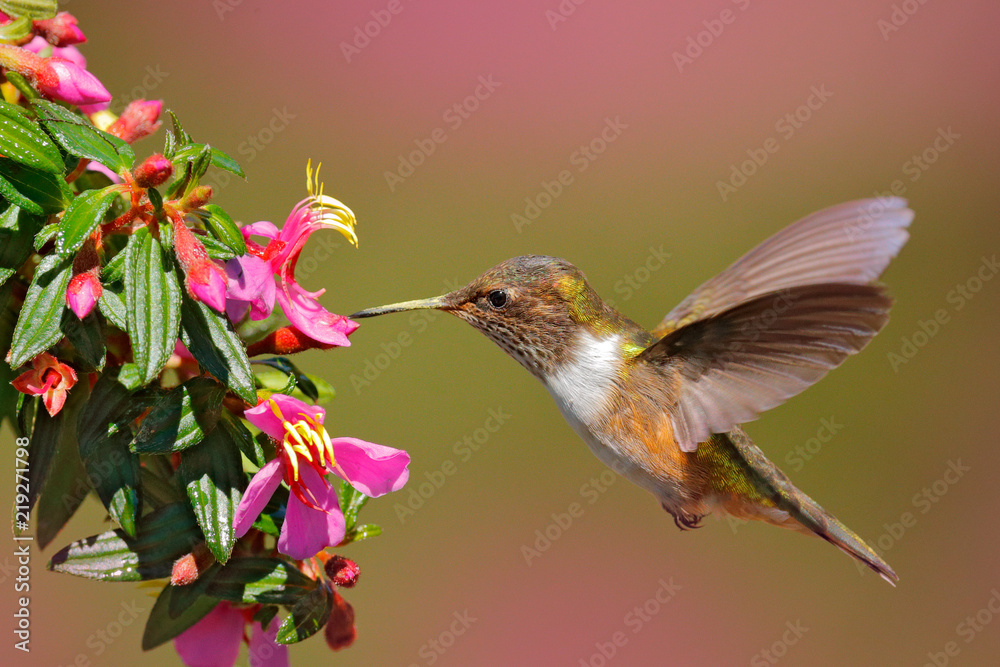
[1,4,409,664]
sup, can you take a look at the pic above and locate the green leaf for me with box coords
[77,373,142,536]
[0,157,71,214]
[171,143,245,179]
[98,283,128,331]
[132,376,225,454]
[125,227,182,384]
[342,523,382,544]
[256,368,334,405]
[142,587,218,651]
[275,583,333,645]
[60,309,106,370]
[0,15,31,42]
[0,0,56,20]
[0,100,64,173]
[35,380,91,549]
[55,187,119,256]
[337,482,369,533]
[199,234,237,261]
[48,503,201,581]
[177,422,246,563]
[9,253,72,368]
[101,247,126,282]
[0,208,42,286]
[198,204,246,255]
[180,295,257,403]
[33,221,59,250]
[34,100,134,171]
[224,412,264,467]
[207,558,318,605]
[167,562,220,619]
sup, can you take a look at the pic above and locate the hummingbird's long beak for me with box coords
[351,294,453,319]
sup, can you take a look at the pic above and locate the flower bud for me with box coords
[324,590,357,651]
[133,153,173,188]
[245,326,336,357]
[324,555,360,588]
[66,268,101,319]
[33,12,87,47]
[181,185,213,211]
[173,218,228,312]
[107,99,162,143]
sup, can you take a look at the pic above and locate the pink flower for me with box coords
[225,163,359,346]
[0,41,109,106]
[33,12,87,47]
[107,99,162,143]
[173,217,228,312]
[233,394,409,560]
[66,268,101,319]
[11,352,78,417]
[173,601,288,667]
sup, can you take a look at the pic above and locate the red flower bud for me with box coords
[181,185,213,210]
[324,555,360,588]
[66,268,101,319]
[107,99,162,143]
[245,326,336,357]
[324,590,357,651]
[33,12,87,47]
[132,153,173,188]
[173,217,228,312]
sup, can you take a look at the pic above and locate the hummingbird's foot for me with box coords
[666,507,705,531]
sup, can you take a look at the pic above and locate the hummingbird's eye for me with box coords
[487,289,509,309]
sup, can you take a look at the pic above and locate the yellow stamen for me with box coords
[282,441,300,481]
[304,160,359,247]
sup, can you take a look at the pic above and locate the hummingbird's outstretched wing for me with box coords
[651,198,912,338]
[640,283,893,451]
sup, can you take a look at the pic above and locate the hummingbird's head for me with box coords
[352,255,612,377]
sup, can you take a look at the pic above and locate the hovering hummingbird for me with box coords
[352,198,912,584]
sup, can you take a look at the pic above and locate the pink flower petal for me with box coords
[274,278,358,347]
[189,262,229,313]
[330,438,410,498]
[226,255,276,322]
[233,458,285,537]
[248,616,290,667]
[42,58,110,105]
[84,161,122,183]
[173,602,244,667]
[244,394,325,442]
[241,221,281,242]
[278,465,345,559]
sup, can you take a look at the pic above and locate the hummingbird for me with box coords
[352,198,912,584]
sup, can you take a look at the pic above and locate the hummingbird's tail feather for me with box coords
[701,427,898,585]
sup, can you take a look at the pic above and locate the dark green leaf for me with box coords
[131,377,225,453]
[142,586,218,651]
[206,557,317,605]
[9,253,72,367]
[275,583,333,644]
[199,204,246,255]
[125,226,182,384]
[0,157,71,214]
[0,100,64,173]
[256,367,333,405]
[48,503,201,581]
[34,100,134,171]
[33,221,59,250]
[180,295,256,403]
[0,208,42,286]
[101,247,126,282]
[77,373,141,536]
[178,424,246,563]
[0,0,58,19]
[98,283,127,331]
[35,381,91,549]
[55,187,119,256]
[171,143,245,179]
[199,234,236,261]
[61,309,106,370]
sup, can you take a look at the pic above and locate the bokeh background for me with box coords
[4,1,999,665]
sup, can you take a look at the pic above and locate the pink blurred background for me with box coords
[4,0,1000,665]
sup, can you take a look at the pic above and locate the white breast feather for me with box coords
[545,331,620,431]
